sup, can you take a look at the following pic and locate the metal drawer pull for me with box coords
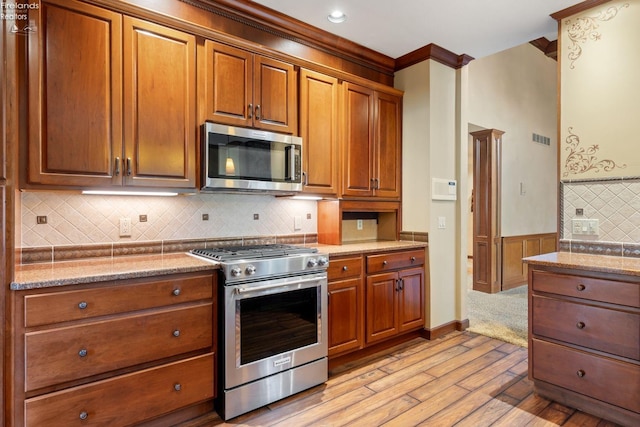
[172,288,181,296]
[382,261,388,266]
[342,266,348,271]
[78,349,88,358]
[79,411,88,420]
[576,321,586,329]
[173,330,180,337]
[410,256,416,262]
[576,369,585,378]
[248,103,253,119]
[174,383,182,391]
[576,284,586,291]
[78,301,88,310]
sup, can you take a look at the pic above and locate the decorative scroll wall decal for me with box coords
[563,127,627,177]
[565,3,629,69]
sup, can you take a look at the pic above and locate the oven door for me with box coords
[223,272,327,390]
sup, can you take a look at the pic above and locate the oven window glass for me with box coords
[208,133,299,182]
[239,287,318,365]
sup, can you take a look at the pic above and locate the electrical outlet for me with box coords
[294,215,302,231]
[119,217,132,237]
[572,218,599,236]
[36,216,48,224]
[356,219,363,230]
[438,216,446,229]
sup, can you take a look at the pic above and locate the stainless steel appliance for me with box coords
[201,122,303,193]
[190,244,329,420]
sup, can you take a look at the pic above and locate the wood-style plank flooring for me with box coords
[183,331,620,426]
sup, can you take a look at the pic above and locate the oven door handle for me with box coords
[234,274,326,295]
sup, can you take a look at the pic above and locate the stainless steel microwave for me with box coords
[201,123,303,193]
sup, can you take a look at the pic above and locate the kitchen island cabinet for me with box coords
[200,40,298,134]
[10,270,217,427]
[525,253,640,427]
[26,0,197,190]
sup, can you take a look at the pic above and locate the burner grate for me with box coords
[191,244,317,262]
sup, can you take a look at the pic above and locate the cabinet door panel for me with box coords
[342,82,374,197]
[374,91,401,198]
[254,56,297,133]
[366,272,398,343]
[123,17,196,187]
[28,0,122,186]
[203,40,252,127]
[299,69,339,195]
[328,278,363,356]
[399,268,424,332]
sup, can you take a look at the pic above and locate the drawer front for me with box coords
[532,295,640,360]
[25,273,214,327]
[26,303,212,391]
[25,353,214,427]
[328,256,362,281]
[532,339,640,413]
[532,270,639,308]
[366,249,425,274]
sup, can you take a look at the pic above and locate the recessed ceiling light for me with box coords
[327,10,346,23]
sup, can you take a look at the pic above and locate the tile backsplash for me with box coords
[20,192,317,248]
[560,177,640,256]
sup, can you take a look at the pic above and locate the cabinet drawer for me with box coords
[328,256,362,281]
[532,339,640,413]
[26,303,212,391]
[532,270,639,308]
[25,353,214,427]
[532,295,640,360]
[24,273,213,327]
[366,249,424,274]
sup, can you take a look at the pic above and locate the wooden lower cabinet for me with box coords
[13,271,217,427]
[528,266,640,426]
[327,256,364,356]
[327,248,425,358]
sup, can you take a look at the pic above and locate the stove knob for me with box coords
[230,266,242,277]
[317,256,329,266]
[245,265,257,275]
[307,258,318,268]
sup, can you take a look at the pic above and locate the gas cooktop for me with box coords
[190,244,318,262]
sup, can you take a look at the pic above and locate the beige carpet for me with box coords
[466,285,528,347]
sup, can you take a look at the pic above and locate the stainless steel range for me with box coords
[190,244,329,420]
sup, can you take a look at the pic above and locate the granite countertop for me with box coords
[12,240,428,290]
[524,252,640,277]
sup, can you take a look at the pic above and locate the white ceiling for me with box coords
[252,0,582,59]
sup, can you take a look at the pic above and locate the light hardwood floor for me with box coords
[183,331,620,426]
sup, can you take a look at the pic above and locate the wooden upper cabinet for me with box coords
[342,82,374,198]
[341,82,401,200]
[27,0,123,187]
[27,0,197,189]
[299,69,339,195]
[202,40,297,134]
[374,91,402,199]
[123,17,196,188]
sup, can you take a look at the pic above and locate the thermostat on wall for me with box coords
[432,178,457,201]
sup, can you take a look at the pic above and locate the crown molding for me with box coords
[395,43,474,71]
[551,0,612,21]
[530,37,558,60]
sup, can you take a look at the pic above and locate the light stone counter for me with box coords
[524,251,640,277]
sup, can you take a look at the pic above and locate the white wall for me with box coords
[468,43,558,236]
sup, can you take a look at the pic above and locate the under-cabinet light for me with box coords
[81,190,179,197]
[290,195,322,200]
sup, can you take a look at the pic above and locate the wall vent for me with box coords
[532,133,551,146]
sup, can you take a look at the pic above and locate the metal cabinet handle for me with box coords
[410,256,416,263]
[255,104,260,120]
[172,289,181,296]
[382,260,388,266]
[576,321,585,329]
[126,158,132,176]
[115,157,120,176]
[78,301,88,310]
[576,284,585,291]
[342,266,348,271]
[79,411,88,420]
[174,383,181,391]
[399,278,404,291]
[395,279,400,292]
[248,103,253,119]
[78,349,88,358]
[302,171,308,186]
[576,369,585,378]
[173,330,180,337]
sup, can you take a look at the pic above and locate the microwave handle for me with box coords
[285,144,298,181]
